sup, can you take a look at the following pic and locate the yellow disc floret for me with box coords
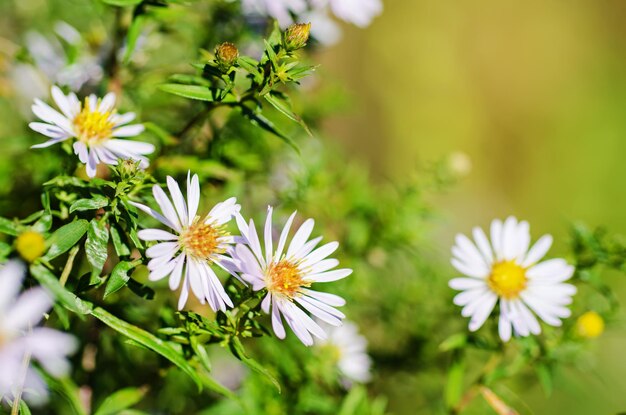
[267,260,310,299]
[73,100,114,144]
[488,260,527,299]
[179,219,226,261]
[576,311,604,339]
[16,230,46,262]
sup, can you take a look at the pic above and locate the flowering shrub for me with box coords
[0,1,622,414]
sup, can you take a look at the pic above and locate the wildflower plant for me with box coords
[0,0,622,414]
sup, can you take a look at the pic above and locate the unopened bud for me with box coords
[215,42,238,71]
[283,23,311,51]
[16,231,46,262]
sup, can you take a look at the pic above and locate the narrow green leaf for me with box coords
[30,264,93,315]
[123,14,147,64]
[44,219,89,261]
[19,400,31,415]
[110,226,131,257]
[90,307,236,400]
[93,387,147,415]
[158,84,220,102]
[100,0,142,6]
[445,355,466,408]
[239,106,300,154]
[32,213,53,233]
[0,217,20,236]
[167,74,212,87]
[190,336,212,372]
[536,363,553,397]
[104,261,135,299]
[230,337,280,392]
[85,219,109,276]
[338,385,367,415]
[70,195,109,213]
[263,93,312,137]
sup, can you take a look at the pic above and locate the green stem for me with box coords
[60,245,80,287]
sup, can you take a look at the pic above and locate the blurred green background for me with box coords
[319,1,626,413]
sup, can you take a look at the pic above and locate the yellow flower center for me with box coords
[488,260,527,299]
[73,100,114,144]
[576,311,604,339]
[15,231,46,262]
[179,219,226,261]
[266,260,310,298]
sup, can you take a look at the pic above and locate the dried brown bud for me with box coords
[283,23,311,51]
[215,42,239,70]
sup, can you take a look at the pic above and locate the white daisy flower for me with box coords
[29,86,155,178]
[233,207,352,346]
[0,261,77,405]
[449,216,577,342]
[315,320,372,385]
[130,173,240,312]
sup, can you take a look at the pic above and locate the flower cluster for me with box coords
[132,173,352,346]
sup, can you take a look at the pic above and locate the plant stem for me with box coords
[60,245,80,287]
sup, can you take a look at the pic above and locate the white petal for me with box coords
[276,211,297,260]
[490,219,504,260]
[152,185,182,232]
[449,277,486,290]
[186,172,200,222]
[521,234,553,267]
[145,241,178,258]
[451,258,488,279]
[472,226,494,264]
[301,241,339,266]
[137,229,178,241]
[169,254,186,291]
[501,216,519,260]
[306,268,352,283]
[129,201,178,231]
[287,218,315,259]
[526,259,574,283]
[264,206,274,265]
[112,124,145,137]
[166,176,189,227]
[5,288,52,331]
[468,292,497,331]
[51,85,75,119]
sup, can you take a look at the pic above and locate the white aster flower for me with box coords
[312,0,383,28]
[315,320,372,385]
[449,216,577,342]
[29,86,155,178]
[0,261,77,405]
[233,207,351,346]
[130,173,240,312]
[241,0,307,27]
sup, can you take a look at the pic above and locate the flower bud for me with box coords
[16,230,46,262]
[283,23,311,51]
[215,42,238,71]
[576,311,605,339]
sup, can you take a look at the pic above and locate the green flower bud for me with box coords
[215,42,239,71]
[283,23,311,52]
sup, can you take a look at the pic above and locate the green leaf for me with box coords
[69,195,109,213]
[19,400,31,415]
[100,0,142,6]
[90,307,236,400]
[0,216,20,236]
[263,93,312,136]
[110,226,131,257]
[104,261,135,299]
[338,385,367,415]
[93,387,147,415]
[43,219,89,261]
[0,242,11,261]
[167,74,212,87]
[30,264,93,315]
[230,337,280,392]
[190,336,212,372]
[239,106,300,154]
[158,84,221,102]
[536,363,553,397]
[445,354,466,409]
[32,213,53,233]
[123,14,147,64]
[439,333,467,352]
[85,219,109,276]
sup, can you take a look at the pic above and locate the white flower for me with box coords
[449,216,577,342]
[29,86,155,178]
[233,207,351,346]
[315,320,372,385]
[0,261,77,405]
[241,0,307,27]
[313,0,383,28]
[130,173,240,312]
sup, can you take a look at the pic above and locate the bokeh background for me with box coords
[321,1,626,413]
[1,0,625,413]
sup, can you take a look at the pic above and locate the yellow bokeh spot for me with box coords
[576,311,604,339]
[16,231,46,262]
[488,260,527,299]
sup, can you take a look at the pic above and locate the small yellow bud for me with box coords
[576,311,605,339]
[283,23,311,51]
[215,42,239,71]
[16,231,46,262]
